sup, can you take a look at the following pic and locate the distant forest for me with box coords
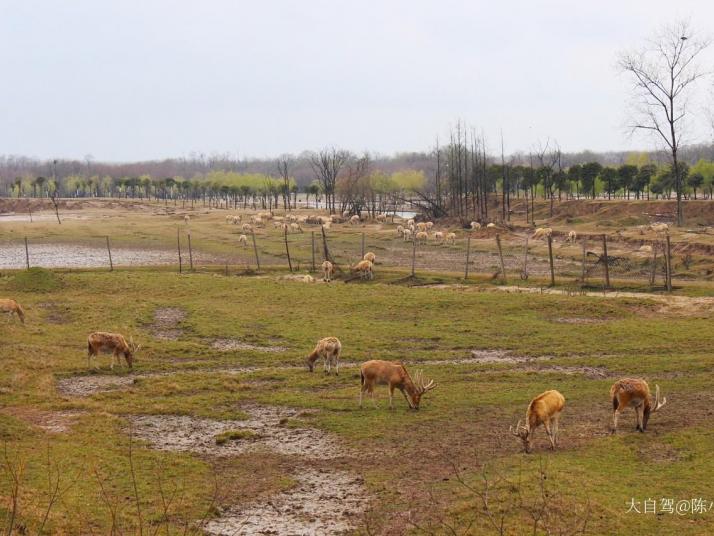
[1,140,713,220]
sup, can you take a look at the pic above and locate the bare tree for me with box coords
[309,148,349,214]
[277,154,292,211]
[619,20,711,225]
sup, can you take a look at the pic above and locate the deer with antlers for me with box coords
[359,360,436,410]
[87,332,139,370]
[610,378,666,433]
[510,389,565,453]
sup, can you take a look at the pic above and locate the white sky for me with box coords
[1,0,713,161]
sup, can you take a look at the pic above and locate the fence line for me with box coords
[0,227,695,292]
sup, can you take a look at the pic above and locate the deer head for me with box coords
[406,370,436,410]
[510,420,532,453]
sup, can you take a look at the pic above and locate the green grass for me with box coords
[1,267,713,534]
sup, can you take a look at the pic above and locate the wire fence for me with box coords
[0,220,695,291]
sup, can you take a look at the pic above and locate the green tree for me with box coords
[616,165,638,199]
[581,162,602,199]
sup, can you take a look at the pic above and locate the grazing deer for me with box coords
[359,360,436,410]
[510,390,565,453]
[87,332,139,370]
[470,221,481,230]
[1,299,25,324]
[610,378,666,433]
[306,336,342,374]
[321,260,334,282]
[351,259,373,280]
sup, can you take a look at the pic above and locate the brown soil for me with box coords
[35,301,73,324]
[0,407,86,434]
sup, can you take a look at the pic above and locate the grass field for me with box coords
[2,256,714,534]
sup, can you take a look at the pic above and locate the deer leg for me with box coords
[636,405,644,432]
[388,385,395,410]
[543,420,555,450]
[611,409,620,434]
[359,385,364,409]
[334,356,339,376]
[111,351,116,370]
[371,389,377,409]
[552,414,560,447]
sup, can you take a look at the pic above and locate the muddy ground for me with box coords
[0,243,218,269]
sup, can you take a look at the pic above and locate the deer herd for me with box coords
[4,293,671,453]
[4,207,672,456]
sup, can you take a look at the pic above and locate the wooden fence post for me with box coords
[106,236,113,272]
[284,226,293,272]
[496,234,506,283]
[547,235,555,287]
[464,234,471,280]
[649,243,658,287]
[251,230,261,272]
[665,234,673,292]
[411,232,417,277]
[520,236,529,280]
[602,234,610,289]
[24,237,30,270]
[177,227,182,273]
[187,231,194,271]
[311,231,316,272]
[580,238,587,284]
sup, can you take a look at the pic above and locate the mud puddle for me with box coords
[463,349,549,364]
[204,467,368,535]
[127,405,349,458]
[0,243,218,269]
[56,375,138,397]
[127,404,367,535]
[151,307,186,340]
[211,338,287,353]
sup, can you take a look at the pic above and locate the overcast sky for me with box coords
[2,0,713,162]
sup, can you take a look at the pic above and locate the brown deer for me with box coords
[306,336,342,374]
[87,332,139,370]
[0,299,25,324]
[610,378,666,433]
[359,360,436,410]
[510,390,565,453]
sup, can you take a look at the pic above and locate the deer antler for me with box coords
[509,420,528,438]
[653,384,667,412]
[510,420,523,436]
[414,370,436,393]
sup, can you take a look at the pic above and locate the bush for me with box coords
[6,267,63,292]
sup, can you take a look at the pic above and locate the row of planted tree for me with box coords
[2,151,714,219]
